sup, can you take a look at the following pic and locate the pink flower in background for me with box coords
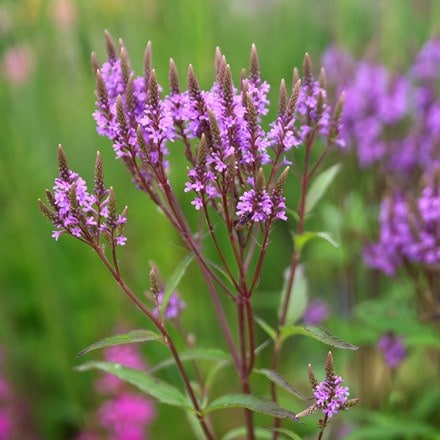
[50,0,77,29]
[2,45,34,85]
[99,393,155,440]
[96,343,146,394]
[78,341,155,439]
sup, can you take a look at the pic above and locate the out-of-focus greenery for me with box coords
[1,0,440,438]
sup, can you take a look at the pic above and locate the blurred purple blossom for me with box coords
[377,333,406,369]
[153,290,186,320]
[303,299,329,325]
[364,164,440,274]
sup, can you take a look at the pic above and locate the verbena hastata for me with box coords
[40,31,357,439]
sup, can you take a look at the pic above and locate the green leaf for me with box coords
[78,329,162,357]
[268,428,303,440]
[205,394,300,422]
[280,325,358,350]
[278,265,308,327]
[294,231,339,254]
[255,369,307,401]
[76,361,193,410]
[255,316,277,340]
[223,427,275,440]
[305,163,341,213]
[148,348,230,373]
[161,254,194,319]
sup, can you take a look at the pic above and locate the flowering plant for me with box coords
[39,31,358,439]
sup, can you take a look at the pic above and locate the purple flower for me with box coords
[314,375,350,418]
[303,299,329,325]
[40,148,127,247]
[153,290,186,320]
[90,35,342,234]
[377,333,406,368]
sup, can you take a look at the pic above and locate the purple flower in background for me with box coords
[303,299,329,325]
[365,164,440,274]
[377,333,406,368]
[314,374,350,418]
[153,290,186,320]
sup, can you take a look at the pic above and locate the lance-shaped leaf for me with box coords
[255,316,276,340]
[204,394,300,421]
[255,369,307,401]
[280,325,358,350]
[294,231,339,255]
[278,264,308,327]
[305,163,341,213]
[148,348,230,373]
[76,361,193,410]
[222,427,273,439]
[78,329,163,357]
[160,254,194,319]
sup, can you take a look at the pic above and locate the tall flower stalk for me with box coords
[39,31,352,439]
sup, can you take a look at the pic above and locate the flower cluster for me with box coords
[314,374,349,418]
[377,333,406,369]
[323,40,440,176]
[39,146,127,248]
[364,164,440,275]
[77,343,155,440]
[92,32,343,230]
[297,352,358,421]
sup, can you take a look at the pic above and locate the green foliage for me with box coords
[305,163,341,213]
[280,325,359,350]
[278,264,308,326]
[160,254,194,319]
[205,394,299,421]
[78,329,163,356]
[76,361,193,409]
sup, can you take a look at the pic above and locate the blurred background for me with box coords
[1,0,440,438]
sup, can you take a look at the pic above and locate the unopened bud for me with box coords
[94,151,105,198]
[275,167,289,194]
[249,44,260,83]
[104,30,116,61]
[256,168,266,193]
[120,45,130,85]
[307,363,319,390]
[57,145,70,181]
[169,58,180,94]
[302,53,313,82]
[149,264,160,296]
[325,351,335,379]
[144,41,152,89]
[278,79,287,116]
